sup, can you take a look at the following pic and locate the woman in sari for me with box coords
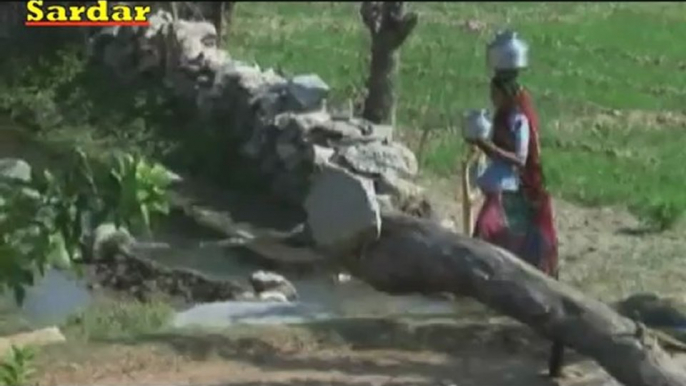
[466,69,563,378]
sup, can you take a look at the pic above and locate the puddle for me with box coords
[11,269,92,327]
[173,301,338,327]
[0,209,469,329]
[142,213,480,328]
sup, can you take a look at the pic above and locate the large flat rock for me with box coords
[304,165,381,252]
[338,141,418,179]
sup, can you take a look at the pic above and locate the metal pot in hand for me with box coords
[463,109,492,141]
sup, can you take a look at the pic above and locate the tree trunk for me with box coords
[224,2,236,43]
[210,2,225,47]
[364,37,396,124]
[340,214,686,386]
[360,2,417,124]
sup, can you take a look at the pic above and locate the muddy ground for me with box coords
[36,318,624,386]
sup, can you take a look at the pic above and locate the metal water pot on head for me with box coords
[486,30,529,72]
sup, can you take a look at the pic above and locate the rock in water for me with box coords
[249,270,298,301]
[258,291,290,303]
[91,223,134,261]
[333,272,352,284]
[304,165,381,253]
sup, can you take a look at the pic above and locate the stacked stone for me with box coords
[88,9,436,253]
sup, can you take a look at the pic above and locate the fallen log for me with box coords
[339,214,686,386]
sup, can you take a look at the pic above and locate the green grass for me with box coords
[60,297,174,341]
[2,2,686,227]
[0,293,173,343]
[227,2,686,227]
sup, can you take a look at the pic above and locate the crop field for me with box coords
[230,2,686,227]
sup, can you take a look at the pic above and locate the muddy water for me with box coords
[12,214,475,328]
[10,206,482,328]
[143,215,478,328]
[19,270,92,326]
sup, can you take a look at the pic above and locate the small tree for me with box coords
[360,2,418,125]
[0,149,173,304]
[208,2,235,47]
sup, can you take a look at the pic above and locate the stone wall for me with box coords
[88,10,440,251]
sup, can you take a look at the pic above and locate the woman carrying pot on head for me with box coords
[464,31,563,378]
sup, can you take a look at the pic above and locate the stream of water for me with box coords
[143,215,467,328]
[15,224,466,329]
[13,211,478,329]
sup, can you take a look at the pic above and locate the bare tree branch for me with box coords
[360,2,382,35]
[381,2,417,49]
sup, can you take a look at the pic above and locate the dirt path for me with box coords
[36,320,627,386]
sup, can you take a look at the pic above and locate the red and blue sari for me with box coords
[472,89,559,277]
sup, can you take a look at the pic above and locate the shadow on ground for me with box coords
[90,318,592,386]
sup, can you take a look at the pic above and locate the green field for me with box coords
[2,2,686,227]
[229,2,686,227]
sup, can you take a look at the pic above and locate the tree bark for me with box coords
[224,2,236,44]
[209,2,225,47]
[360,2,417,124]
[340,214,686,386]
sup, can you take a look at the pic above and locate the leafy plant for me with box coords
[0,148,174,304]
[0,346,36,386]
[0,169,65,304]
[101,153,174,234]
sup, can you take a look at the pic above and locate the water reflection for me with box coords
[174,301,337,327]
[20,269,92,326]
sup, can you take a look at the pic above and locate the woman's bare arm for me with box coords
[468,114,530,168]
[470,139,525,168]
